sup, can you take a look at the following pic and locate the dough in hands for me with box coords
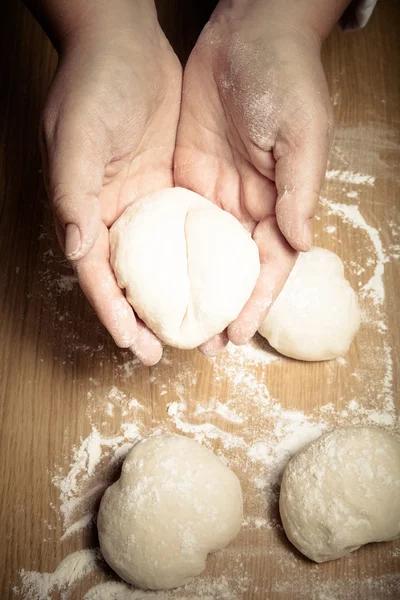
[110,187,260,349]
[97,433,243,590]
[258,247,360,361]
[279,426,400,563]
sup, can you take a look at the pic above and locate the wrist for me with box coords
[213,0,352,45]
[26,0,159,53]
[63,0,160,53]
[265,0,352,43]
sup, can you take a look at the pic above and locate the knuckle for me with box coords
[285,91,334,149]
[50,184,76,220]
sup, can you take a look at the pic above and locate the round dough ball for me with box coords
[110,187,260,349]
[258,247,360,361]
[279,426,400,563]
[97,433,243,590]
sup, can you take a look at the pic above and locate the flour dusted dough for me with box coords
[110,188,260,349]
[279,426,400,563]
[258,247,360,361]
[97,433,243,590]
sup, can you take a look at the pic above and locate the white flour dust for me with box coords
[272,572,400,600]
[14,165,399,599]
[331,125,400,180]
[83,571,250,600]
[321,198,389,305]
[325,170,375,186]
[388,218,400,260]
[15,550,99,600]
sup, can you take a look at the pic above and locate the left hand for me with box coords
[39,3,182,365]
[174,0,334,354]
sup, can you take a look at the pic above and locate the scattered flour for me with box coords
[321,198,389,304]
[60,513,93,541]
[325,225,337,234]
[15,550,98,599]
[325,170,375,186]
[388,218,400,260]
[273,572,400,600]
[15,166,399,599]
[167,400,247,450]
[195,399,245,424]
[52,424,141,533]
[83,572,250,600]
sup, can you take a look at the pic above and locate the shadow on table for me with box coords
[265,480,311,564]
[0,4,150,381]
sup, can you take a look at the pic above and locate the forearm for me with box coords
[23,0,157,51]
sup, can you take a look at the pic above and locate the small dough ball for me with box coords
[98,433,243,590]
[279,426,400,563]
[110,187,260,349]
[258,247,360,361]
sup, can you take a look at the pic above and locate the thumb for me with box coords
[40,120,103,261]
[274,117,332,252]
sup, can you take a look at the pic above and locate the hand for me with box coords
[40,4,182,365]
[175,0,335,354]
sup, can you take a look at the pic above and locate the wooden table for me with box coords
[1,2,399,599]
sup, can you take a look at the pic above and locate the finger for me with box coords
[228,216,297,345]
[199,330,230,358]
[274,116,331,252]
[129,319,163,367]
[75,224,138,349]
[39,118,103,261]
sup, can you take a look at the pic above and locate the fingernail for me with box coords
[302,219,313,250]
[65,223,81,259]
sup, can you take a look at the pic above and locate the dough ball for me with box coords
[279,426,400,563]
[97,433,243,590]
[258,247,360,361]
[110,187,260,349]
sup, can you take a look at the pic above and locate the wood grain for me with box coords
[0,1,399,599]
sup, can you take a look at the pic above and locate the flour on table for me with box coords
[388,218,400,260]
[321,198,389,305]
[273,573,400,600]
[331,125,400,180]
[325,170,375,186]
[325,225,337,233]
[83,572,250,600]
[15,550,98,600]
[15,164,399,599]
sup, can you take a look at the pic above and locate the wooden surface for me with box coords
[0,1,399,599]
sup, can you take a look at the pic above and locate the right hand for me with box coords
[40,2,182,365]
[175,0,335,355]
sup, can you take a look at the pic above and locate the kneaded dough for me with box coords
[110,187,260,349]
[279,426,400,563]
[258,247,360,361]
[97,433,243,590]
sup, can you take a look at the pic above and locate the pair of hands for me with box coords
[40,0,334,365]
